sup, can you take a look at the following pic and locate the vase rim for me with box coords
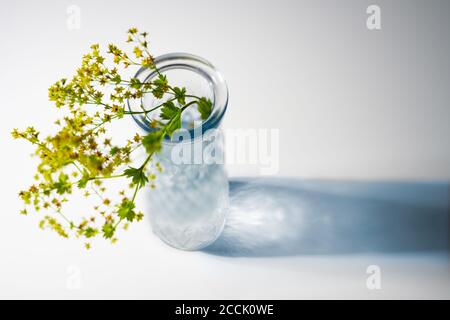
[127,52,228,142]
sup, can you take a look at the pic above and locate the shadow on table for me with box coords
[203,178,449,257]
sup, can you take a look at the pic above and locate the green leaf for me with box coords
[142,131,162,154]
[160,101,180,120]
[111,74,121,84]
[152,74,168,98]
[84,227,99,238]
[110,146,120,156]
[165,112,181,138]
[154,74,168,87]
[116,107,125,119]
[124,167,148,189]
[160,101,182,138]
[173,87,186,105]
[129,77,141,89]
[117,200,136,222]
[53,172,72,195]
[197,97,213,120]
[77,170,90,188]
[102,223,115,239]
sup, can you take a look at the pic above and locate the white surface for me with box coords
[0,0,449,299]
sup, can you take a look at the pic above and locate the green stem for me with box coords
[89,174,125,181]
[167,86,203,100]
[124,97,177,115]
[72,162,84,174]
[39,195,75,229]
[181,100,199,112]
[139,152,153,170]
[131,184,139,202]
[91,115,119,132]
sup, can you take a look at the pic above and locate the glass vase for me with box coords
[128,53,229,250]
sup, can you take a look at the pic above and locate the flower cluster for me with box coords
[12,28,213,248]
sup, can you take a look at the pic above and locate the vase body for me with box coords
[128,53,229,250]
[148,129,228,250]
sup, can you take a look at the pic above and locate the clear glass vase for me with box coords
[128,53,229,250]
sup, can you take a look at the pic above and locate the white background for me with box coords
[0,0,449,299]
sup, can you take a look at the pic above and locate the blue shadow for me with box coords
[203,178,449,257]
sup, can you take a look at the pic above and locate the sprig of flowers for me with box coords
[12,28,213,248]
